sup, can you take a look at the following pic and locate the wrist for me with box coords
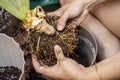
[78,0,106,11]
[79,0,97,5]
[75,0,98,9]
[86,0,106,10]
[86,0,97,4]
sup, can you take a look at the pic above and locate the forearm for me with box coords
[83,52,120,80]
[96,52,120,79]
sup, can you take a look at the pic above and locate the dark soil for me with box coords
[0,66,22,80]
[1,6,88,80]
[14,15,85,80]
[29,16,79,66]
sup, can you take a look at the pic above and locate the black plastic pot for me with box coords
[75,27,97,67]
[30,0,98,67]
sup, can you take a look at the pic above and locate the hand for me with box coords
[47,0,96,31]
[32,45,91,80]
[59,0,73,6]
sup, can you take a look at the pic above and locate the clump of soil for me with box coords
[14,15,83,79]
[0,66,22,80]
[30,16,79,66]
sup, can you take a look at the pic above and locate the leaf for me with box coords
[0,0,30,21]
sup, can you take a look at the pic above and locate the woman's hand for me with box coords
[47,0,96,31]
[32,45,97,80]
[59,0,73,6]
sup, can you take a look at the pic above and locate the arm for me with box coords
[93,52,120,79]
[84,51,120,80]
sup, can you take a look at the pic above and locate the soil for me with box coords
[1,6,89,80]
[30,16,79,66]
[14,15,85,80]
[0,66,22,80]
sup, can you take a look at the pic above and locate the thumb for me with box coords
[57,11,70,31]
[54,45,66,61]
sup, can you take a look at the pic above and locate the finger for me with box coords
[57,11,70,31]
[47,10,62,17]
[47,6,66,17]
[72,9,88,27]
[32,54,51,75]
[54,45,66,61]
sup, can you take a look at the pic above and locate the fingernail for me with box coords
[57,25,64,31]
[54,45,59,50]
[54,45,61,54]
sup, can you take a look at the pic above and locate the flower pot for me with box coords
[0,33,25,80]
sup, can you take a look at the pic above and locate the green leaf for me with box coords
[0,0,30,21]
